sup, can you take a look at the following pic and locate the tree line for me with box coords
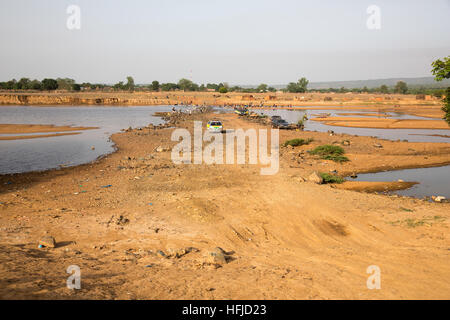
[0,76,446,97]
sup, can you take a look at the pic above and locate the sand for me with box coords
[311,117,450,130]
[0,124,98,141]
[1,111,449,299]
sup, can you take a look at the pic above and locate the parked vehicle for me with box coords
[234,107,249,116]
[271,117,290,129]
[207,120,223,133]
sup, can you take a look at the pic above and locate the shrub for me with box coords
[309,144,349,162]
[319,172,344,184]
[218,86,228,94]
[283,138,313,147]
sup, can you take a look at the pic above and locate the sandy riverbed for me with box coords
[311,117,450,129]
[0,111,449,299]
[0,124,98,140]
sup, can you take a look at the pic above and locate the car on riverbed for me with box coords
[207,120,223,133]
[271,116,290,129]
[234,107,249,116]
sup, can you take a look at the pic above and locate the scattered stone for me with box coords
[207,247,228,264]
[156,250,167,258]
[373,143,383,148]
[156,146,164,152]
[39,235,56,248]
[172,247,199,259]
[116,215,129,226]
[432,196,446,203]
[341,140,351,146]
[308,172,323,184]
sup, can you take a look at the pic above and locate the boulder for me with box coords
[39,235,56,248]
[308,172,323,184]
[432,196,446,203]
[207,247,228,264]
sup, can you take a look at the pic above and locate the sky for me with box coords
[0,0,449,85]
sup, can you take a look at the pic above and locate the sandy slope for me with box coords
[312,117,450,129]
[0,113,449,299]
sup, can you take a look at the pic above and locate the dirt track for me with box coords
[0,112,449,299]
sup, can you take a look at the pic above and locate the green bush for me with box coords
[309,144,349,162]
[319,172,344,184]
[283,138,313,147]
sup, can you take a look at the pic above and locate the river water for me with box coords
[0,106,177,174]
[1,105,449,199]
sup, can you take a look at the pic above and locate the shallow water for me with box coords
[256,108,450,143]
[352,166,450,199]
[252,107,450,198]
[1,105,449,199]
[0,106,179,174]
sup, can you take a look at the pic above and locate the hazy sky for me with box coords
[1,0,449,84]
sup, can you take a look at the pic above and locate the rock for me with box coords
[432,196,446,203]
[156,146,164,152]
[373,143,383,148]
[115,215,129,226]
[350,172,358,178]
[308,172,323,184]
[341,140,351,146]
[207,247,228,264]
[156,250,167,258]
[172,247,199,258]
[397,179,404,182]
[39,235,56,248]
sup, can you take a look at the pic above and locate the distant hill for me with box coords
[258,77,450,90]
[307,77,450,89]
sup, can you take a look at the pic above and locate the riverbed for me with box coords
[0,106,178,174]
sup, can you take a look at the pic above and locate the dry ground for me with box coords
[0,112,449,299]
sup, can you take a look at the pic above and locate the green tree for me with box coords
[177,78,192,91]
[431,56,450,81]
[151,80,160,91]
[257,83,268,92]
[17,78,31,90]
[30,79,42,90]
[286,77,309,93]
[161,83,178,91]
[394,81,408,94]
[298,77,309,92]
[72,83,81,91]
[218,86,228,94]
[431,56,450,125]
[125,76,135,91]
[41,78,58,90]
[379,84,389,94]
[207,83,219,91]
[56,78,75,90]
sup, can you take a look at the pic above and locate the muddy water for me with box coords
[257,108,450,143]
[255,107,450,198]
[351,166,450,199]
[0,106,180,174]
